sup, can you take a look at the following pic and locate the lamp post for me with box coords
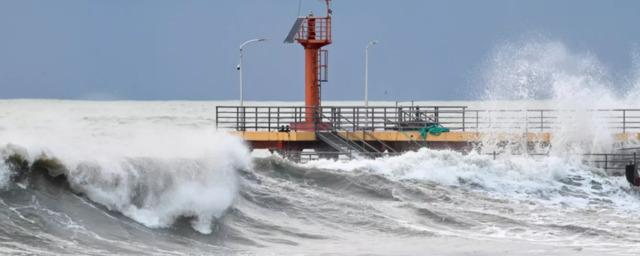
[364,40,379,107]
[238,38,267,106]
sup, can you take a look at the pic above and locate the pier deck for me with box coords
[234,130,553,143]
[234,130,638,143]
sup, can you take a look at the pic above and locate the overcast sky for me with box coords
[1,0,639,101]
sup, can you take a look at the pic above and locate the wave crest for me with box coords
[0,130,250,234]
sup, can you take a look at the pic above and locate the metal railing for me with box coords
[216,106,640,133]
[216,106,467,131]
[317,111,397,153]
[583,153,637,173]
[296,17,331,42]
[463,109,640,133]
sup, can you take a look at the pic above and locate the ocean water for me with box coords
[2,39,640,255]
[0,99,639,256]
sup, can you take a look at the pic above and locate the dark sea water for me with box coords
[1,100,640,255]
[2,149,640,255]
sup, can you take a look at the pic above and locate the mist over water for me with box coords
[482,38,615,102]
[477,38,640,154]
[1,39,640,255]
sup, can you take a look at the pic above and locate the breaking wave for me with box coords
[0,127,250,234]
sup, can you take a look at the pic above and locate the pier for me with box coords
[216,105,640,161]
[219,0,640,164]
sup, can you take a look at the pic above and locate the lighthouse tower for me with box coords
[285,0,332,130]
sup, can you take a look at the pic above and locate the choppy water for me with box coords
[0,100,639,256]
[4,37,640,255]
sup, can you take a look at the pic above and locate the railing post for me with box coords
[384,107,387,130]
[540,110,544,132]
[330,107,335,128]
[215,106,219,129]
[268,107,271,131]
[475,111,479,132]
[354,107,357,131]
[604,154,608,171]
[371,108,375,131]
[623,109,626,133]
[462,107,466,131]
[524,110,528,134]
[239,106,246,131]
[337,107,341,130]
[255,107,258,130]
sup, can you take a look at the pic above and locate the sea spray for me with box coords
[478,37,630,154]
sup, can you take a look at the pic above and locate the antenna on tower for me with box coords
[325,0,332,16]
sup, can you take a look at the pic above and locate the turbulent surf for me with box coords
[2,40,640,255]
[0,99,639,255]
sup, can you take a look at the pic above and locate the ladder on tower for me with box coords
[318,49,328,82]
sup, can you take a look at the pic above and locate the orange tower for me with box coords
[285,0,332,129]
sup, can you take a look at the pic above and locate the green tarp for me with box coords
[419,124,450,140]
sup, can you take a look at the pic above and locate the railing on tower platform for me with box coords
[296,17,331,43]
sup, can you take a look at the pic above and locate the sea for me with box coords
[0,99,639,256]
[2,39,640,255]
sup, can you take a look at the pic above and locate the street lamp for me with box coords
[364,40,379,107]
[238,38,267,106]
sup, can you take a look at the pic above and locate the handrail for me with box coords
[215,105,640,134]
[315,131,369,154]
[296,17,331,42]
[318,111,382,153]
[334,111,392,152]
[327,110,397,153]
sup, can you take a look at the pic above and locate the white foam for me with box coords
[63,133,248,234]
[0,162,10,190]
[301,148,637,209]
[0,103,251,233]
